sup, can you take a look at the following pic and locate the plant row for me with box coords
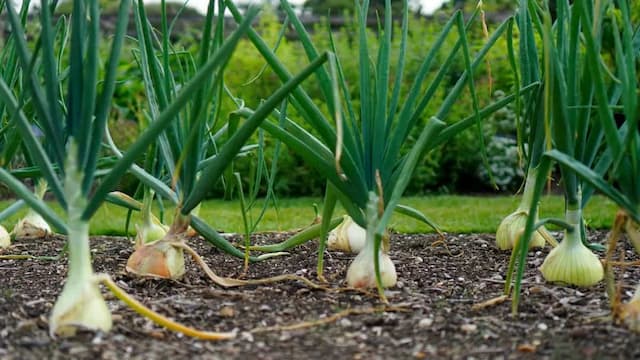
[0,0,639,339]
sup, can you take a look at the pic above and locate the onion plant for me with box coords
[0,0,53,245]
[546,0,640,330]
[102,0,333,286]
[0,0,260,338]
[495,1,557,251]
[228,0,535,300]
[507,0,634,313]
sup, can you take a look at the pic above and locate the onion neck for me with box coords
[563,200,583,249]
[517,167,539,212]
[66,213,93,283]
[363,226,377,257]
[65,163,94,283]
[168,208,191,235]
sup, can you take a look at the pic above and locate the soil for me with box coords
[1,230,639,360]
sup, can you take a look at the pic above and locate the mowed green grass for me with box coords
[0,194,618,235]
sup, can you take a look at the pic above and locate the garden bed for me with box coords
[1,231,639,359]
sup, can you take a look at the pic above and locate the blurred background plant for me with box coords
[0,0,544,198]
[477,90,524,192]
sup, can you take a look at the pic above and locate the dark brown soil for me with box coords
[1,230,639,359]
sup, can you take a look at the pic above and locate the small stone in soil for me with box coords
[460,323,477,333]
[418,317,434,328]
[219,306,235,318]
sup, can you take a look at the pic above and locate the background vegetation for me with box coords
[98,2,523,198]
[7,0,637,199]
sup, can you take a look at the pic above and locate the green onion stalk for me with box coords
[120,0,331,282]
[229,0,530,299]
[0,0,258,338]
[103,190,168,248]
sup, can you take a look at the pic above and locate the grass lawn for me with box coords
[0,194,618,236]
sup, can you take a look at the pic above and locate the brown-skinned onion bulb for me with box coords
[126,237,185,280]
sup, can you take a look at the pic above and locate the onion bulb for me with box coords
[328,216,366,253]
[126,237,185,280]
[50,274,112,336]
[495,167,553,250]
[345,210,396,289]
[0,225,10,248]
[12,209,51,239]
[539,209,603,287]
[345,193,397,289]
[13,179,51,239]
[346,233,397,288]
[496,210,549,250]
[127,211,189,280]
